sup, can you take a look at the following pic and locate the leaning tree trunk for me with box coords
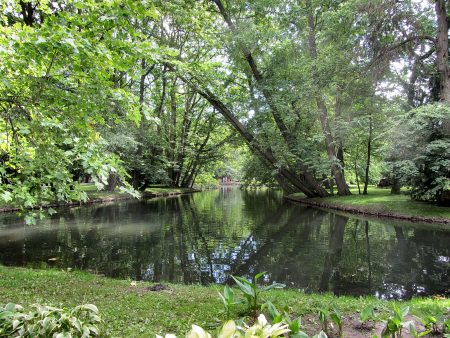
[211,0,328,198]
[306,3,351,196]
[172,69,324,197]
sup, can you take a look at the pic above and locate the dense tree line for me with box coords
[0,0,448,216]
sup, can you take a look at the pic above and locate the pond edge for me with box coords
[0,188,200,214]
[284,194,450,225]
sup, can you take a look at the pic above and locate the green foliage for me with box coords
[0,0,146,219]
[263,301,307,338]
[329,306,343,338]
[359,304,378,325]
[231,272,285,313]
[195,173,220,189]
[1,266,449,337]
[389,103,450,203]
[318,308,329,336]
[381,305,415,338]
[0,302,102,337]
[0,0,445,207]
[415,304,448,336]
[158,314,290,338]
[218,285,240,320]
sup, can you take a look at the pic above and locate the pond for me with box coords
[0,187,449,300]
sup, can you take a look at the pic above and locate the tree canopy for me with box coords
[0,0,449,219]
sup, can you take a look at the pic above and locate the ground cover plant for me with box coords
[0,267,449,337]
[0,303,102,337]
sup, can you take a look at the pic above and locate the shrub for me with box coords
[157,314,290,338]
[0,303,102,337]
[389,103,450,204]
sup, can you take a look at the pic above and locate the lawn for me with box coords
[288,186,450,221]
[0,266,448,337]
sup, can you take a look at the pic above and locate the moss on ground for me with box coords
[0,266,448,337]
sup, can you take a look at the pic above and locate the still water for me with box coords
[0,187,449,299]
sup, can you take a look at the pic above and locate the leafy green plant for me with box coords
[157,314,290,338]
[415,305,447,336]
[312,332,328,338]
[263,301,308,338]
[381,304,415,338]
[444,318,450,335]
[231,272,285,314]
[218,285,240,320]
[330,306,343,338]
[359,304,378,328]
[0,302,102,337]
[318,308,330,336]
[416,314,438,335]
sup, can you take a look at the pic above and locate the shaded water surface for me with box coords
[0,187,449,299]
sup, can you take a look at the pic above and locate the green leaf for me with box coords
[218,320,236,338]
[223,285,234,302]
[231,276,254,297]
[82,304,99,314]
[254,271,266,282]
[262,282,285,291]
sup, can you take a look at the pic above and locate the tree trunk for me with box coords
[106,173,119,192]
[391,175,401,195]
[175,93,196,186]
[139,59,146,119]
[174,70,325,197]
[168,78,178,185]
[363,113,372,195]
[211,0,328,198]
[435,0,450,103]
[306,3,350,196]
[180,120,212,188]
[353,145,361,195]
[155,66,168,137]
[335,84,345,168]
[20,1,35,26]
[355,161,361,195]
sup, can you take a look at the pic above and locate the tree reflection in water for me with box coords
[0,187,448,299]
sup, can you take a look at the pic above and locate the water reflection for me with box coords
[0,187,449,299]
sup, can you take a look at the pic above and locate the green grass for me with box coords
[144,186,195,194]
[77,184,194,201]
[0,266,448,337]
[290,186,450,220]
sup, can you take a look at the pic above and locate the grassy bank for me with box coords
[0,266,448,337]
[82,184,197,200]
[287,187,450,223]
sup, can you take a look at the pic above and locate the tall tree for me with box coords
[435,0,450,103]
